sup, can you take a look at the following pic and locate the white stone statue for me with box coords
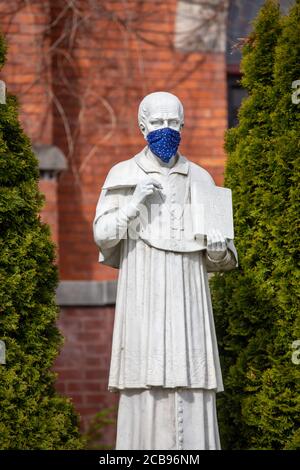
[93,91,238,450]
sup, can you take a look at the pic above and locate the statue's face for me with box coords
[139,94,183,138]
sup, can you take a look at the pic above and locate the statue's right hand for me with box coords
[131,177,163,206]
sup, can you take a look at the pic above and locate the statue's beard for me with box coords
[146,127,181,163]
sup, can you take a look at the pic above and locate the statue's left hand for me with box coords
[206,229,227,260]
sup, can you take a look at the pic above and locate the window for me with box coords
[226,0,293,127]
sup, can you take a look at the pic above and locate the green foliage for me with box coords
[211,0,300,449]
[83,406,117,450]
[0,33,83,449]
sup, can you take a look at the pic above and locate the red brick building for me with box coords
[0,0,291,448]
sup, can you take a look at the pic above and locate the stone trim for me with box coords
[174,0,229,53]
[33,144,68,178]
[56,280,117,306]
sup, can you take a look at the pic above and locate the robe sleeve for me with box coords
[93,186,139,268]
[204,239,238,273]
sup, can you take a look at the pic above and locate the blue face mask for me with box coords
[146,127,181,163]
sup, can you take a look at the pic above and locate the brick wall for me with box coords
[50,0,228,282]
[0,1,52,144]
[0,0,229,448]
[0,0,228,282]
[54,306,118,446]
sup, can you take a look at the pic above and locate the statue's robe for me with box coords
[93,147,238,450]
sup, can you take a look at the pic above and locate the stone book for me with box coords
[191,182,234,240]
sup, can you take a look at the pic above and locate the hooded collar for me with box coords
[134,146,189,176]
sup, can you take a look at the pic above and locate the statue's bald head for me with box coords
[138,91,184,138]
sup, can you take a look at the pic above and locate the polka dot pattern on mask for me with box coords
[147,127,181,163]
